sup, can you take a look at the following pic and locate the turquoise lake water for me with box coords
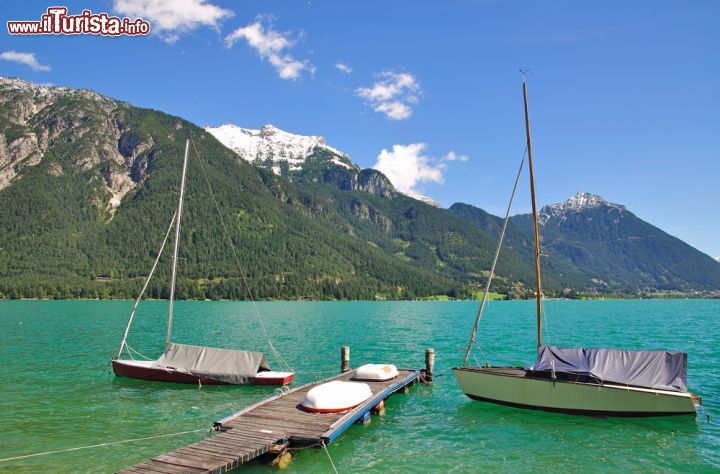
[0,300,718,472]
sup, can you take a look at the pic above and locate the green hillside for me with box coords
[0,79,506,299]
[2,77,718,300]
[450,196,720,292]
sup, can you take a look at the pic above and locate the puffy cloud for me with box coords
[374,101,412,120]
[356,71,420,120]
[0,51,50,71]
[335,62,352,74]
[112,0,233,42]
[442,151,469,162]
[373,144,470,195]
[225,20,315,80]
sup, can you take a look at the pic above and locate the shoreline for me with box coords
[2,296,719,302]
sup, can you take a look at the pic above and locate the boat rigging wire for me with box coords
[190,137,292,373]
[541,295,552,345]
[462,146,526,364]
[125,343,153,361]
[117,211,177,359]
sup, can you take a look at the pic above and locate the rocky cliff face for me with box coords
[321,167,395,198]
[354,169,395,197]
[0,77,162,215]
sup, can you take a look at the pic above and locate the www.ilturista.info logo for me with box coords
[7,7,150,36]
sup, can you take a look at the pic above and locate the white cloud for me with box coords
[225,20,315,80]
[0,51,50,72]
[372,143,439,194]
[335,62,352,74]
[356,71,420,120]
[375,101,412,120]
[373,144,470,195]
[442,151,469,162]
[112,0,233,42]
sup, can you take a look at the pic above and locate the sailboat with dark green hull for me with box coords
[453,79,701,417]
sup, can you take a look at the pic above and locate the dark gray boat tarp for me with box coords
[155,343,271,384]
[532,345,687,392]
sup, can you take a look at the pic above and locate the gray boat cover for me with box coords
[155,343,271,384]
[532,345,687,392]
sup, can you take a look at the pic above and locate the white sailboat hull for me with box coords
[453,367,698,417]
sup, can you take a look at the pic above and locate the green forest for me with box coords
[2,80,719,300]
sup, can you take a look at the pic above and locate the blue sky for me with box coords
[1,1,719,258]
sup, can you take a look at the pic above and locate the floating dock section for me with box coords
[120,368,421,473]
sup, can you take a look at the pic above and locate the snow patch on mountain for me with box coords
[540,192,625,223]
[404,190,441,208]
[206,123,354,173]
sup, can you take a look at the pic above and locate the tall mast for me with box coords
[117,212,176,359]
[522,78,543,348]
[462,157,525,364]
[167,139,190,350]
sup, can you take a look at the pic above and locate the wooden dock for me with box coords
[119,368,421,473]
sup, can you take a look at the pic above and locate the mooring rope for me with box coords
[0,428,208,463]
[189,138,292,373]
[321,442,339,474]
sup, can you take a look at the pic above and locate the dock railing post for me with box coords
[341,346,350,373]
[424,348,435,383]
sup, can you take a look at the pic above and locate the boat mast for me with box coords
[462,157,525,365]
[522,76,543,348]
[166,139,190,350]
[117,212,177,359]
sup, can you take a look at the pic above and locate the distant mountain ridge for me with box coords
[450,192,720,292]
[1,76,718,299]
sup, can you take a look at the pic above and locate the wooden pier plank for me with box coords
[119,369,419,473]
[153,454,220,470]
[145,459,206,473]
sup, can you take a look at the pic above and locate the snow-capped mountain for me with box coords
[206,123,356,175]
[206,122,443,207]
[540,192,624,224]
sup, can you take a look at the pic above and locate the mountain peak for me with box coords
[206,122,354,175]
[540,192,625,223]
[567,191,606,208]
[0,76,110,103]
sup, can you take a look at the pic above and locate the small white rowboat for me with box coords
[301,381,372,413]
[353,363,399,381]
